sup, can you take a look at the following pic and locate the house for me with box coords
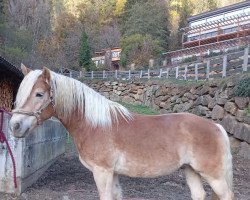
[164,1,250,66]
[92,47,122,70]
[0,56,23,111]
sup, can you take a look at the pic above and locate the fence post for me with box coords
[166,68,169,79]
[206,60,210,79]
[222,54,227,78]
[103,70,105,79]
[242,46,249,72]
[195,63,198,81]
[128,70,131,80]
[159,68,162,78]
[184,65,187,81]
[115,70,118,79]
[140,70,143,79]
[148,69,150,79]
[175,66,179,79]
[91,71,94,79]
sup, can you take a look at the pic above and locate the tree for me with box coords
[122,0,170,50]
[79,32,92,71]
[121,34,163,68]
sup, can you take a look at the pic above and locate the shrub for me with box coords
[234,77,250,97]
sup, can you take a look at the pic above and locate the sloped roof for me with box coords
[0,56,24,80]
[188,1,250,22]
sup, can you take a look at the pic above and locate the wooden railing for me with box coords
[61,46,250,81]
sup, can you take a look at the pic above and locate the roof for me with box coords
[188,1,250,22]
[0,56,24,80]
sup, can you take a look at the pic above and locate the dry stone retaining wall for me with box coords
[85,78,250,158]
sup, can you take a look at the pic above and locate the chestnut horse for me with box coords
[10,65,234,200]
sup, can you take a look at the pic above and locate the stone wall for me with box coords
[85,78,250,158]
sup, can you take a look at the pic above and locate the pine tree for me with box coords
[79,32,92,71]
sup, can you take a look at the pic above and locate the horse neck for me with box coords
[56,109,88,137]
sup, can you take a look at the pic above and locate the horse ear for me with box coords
[42,67,51,83]
[21,63,32,76]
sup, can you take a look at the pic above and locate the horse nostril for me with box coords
[13,122,21,131]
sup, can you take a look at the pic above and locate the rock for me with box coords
[155,87,168,97]
[133,94,143,102]
[212,105,224,120]
[181,96,189,102]
[208,81,218,87]
[194,96,203,106]
[234,97,249,109]
[229,137,241,152]
[170,96,178,102]
[192,105,209,116]
[110,93,120,102]
[206,111,212,118]
[160,102,171,110]
[137,89,144,95]
[208,99,217,109]
[234,123,250,143]
[198,86,210,95]
[184,92,196,100]
[104,81,110,86]
[235,110,247,122]
[111,81,118,86]
[99,86,111,92]
[176,98,182,104]
[202,95,213,106]
[183,100,194,111]
[224,102,237,115]
[243,116,250,124]
[227,81,235,87]
[190,87,197,94]
[221,115,240,135]
[216,97,227,105]
[122,96,134,104]
[238,142,250,160]
[174,103,192,113]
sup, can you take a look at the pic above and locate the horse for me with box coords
[9,64,234,200]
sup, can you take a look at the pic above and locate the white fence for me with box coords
[61,46,250,81]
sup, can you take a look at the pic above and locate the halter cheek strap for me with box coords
[12,85,55,125]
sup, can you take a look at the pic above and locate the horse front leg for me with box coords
[93,166,114,200]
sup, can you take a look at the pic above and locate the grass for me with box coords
[245,108,250,116]
[120,102,159,115]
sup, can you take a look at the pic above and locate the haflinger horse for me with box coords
[10,64,234,200]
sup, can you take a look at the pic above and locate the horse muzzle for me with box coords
[9,114,36,138]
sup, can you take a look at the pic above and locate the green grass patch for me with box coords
[120,102,159,115]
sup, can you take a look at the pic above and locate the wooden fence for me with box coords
[62,46,250,81]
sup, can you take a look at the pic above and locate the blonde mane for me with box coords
[15,70,133,128]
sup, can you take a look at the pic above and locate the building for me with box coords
[91,47,122,70]
[164,1,250,66]
[0,56,23,111]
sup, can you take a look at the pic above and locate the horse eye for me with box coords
[36,93,44,98]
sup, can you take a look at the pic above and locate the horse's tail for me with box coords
[216,124,233,190]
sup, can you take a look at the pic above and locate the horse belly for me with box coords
[114,151,182,178]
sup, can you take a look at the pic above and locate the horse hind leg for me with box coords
[184,166,206,200]
[112,174,122,200]
[205,177,234,200]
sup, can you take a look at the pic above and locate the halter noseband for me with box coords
[12,84,55,125]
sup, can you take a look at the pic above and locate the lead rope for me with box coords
[0,108,17,189]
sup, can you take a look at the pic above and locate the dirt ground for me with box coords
[1,145,250,200]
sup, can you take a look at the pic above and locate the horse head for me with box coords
[10,64,55,138]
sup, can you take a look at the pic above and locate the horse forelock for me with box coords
[15,70,42,108]
[50,72,133,128]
